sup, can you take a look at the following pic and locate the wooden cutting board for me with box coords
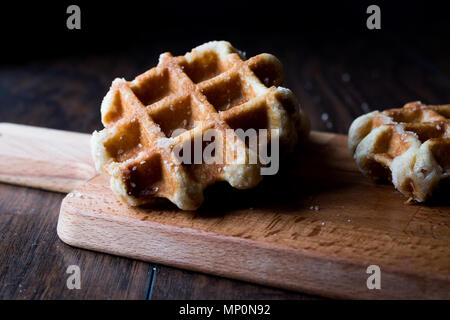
[1,123,449,299]
[0,123,95,193]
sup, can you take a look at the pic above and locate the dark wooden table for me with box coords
[1,28,449,299]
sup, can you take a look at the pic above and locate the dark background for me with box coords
[1,0,449,133]
[1,1,450,60]
[0,1,449,300]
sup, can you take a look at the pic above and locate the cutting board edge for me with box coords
[57,197,450,300]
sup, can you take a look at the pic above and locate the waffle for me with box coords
[91,41,310,210]
[349,101,450,202]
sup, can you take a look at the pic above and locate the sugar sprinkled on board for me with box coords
[321,113,333,129]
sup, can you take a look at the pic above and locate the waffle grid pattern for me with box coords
[92,41,309,210]
[349,101,449,202]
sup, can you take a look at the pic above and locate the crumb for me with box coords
[342,73,351,82]
[361,102,370,113]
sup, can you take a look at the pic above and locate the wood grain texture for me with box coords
[1,28,450,299]
[0,123,95,193]
[150,265,320,300]
[0,182,152,300]
[57,131,450,299]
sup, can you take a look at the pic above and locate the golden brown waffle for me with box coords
[91,41,310,210]
[349,102,450,202]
